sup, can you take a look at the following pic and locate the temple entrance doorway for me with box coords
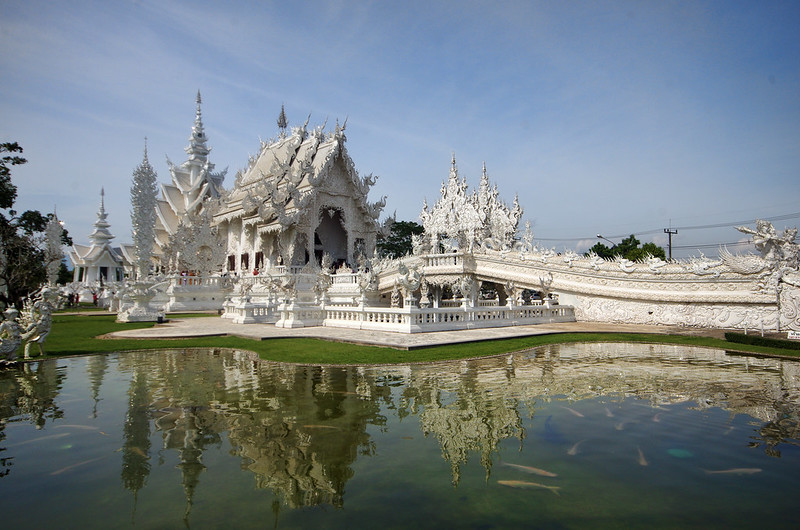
[315,207,348,267]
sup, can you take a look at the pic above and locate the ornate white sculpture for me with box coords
[116,278,164,323]
[163,206,226,274]
[395,261,422,306]
[420,156,522,253]
[44,212,65,286]
[0,308,22,363]
[19,287,57,358]
[130,141,158,279]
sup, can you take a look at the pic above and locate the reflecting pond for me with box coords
[1,344,799,528]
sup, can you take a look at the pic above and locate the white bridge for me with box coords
[212,230,799,334]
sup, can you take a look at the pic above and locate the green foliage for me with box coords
[377,220,424,258]
[586,234,666,261]
[0,142,25,209]
[57,261,72,285]
[725,332,800,351]
[0,141,70,308]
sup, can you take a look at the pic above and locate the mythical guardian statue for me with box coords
[19,287,57,358]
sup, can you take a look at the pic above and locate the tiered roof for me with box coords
[69,189,124,268]
[154,92,226,249]
[214,119,385,232]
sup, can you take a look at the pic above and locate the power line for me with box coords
[534,211,800,242]
[672,240,752,250]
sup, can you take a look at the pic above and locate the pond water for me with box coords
[1,344,799,529]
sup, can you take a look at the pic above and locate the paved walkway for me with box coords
[108,316,706,350]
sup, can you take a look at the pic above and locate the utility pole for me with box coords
[664,228,678,261]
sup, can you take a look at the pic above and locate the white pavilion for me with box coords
[68,189,125,285]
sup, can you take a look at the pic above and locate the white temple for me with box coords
[213,118,385,274]
[68,189,125,285]
[63,93,800,334]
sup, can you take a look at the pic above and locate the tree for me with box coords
[0,142,71,309]
[585,234,666,261]
[56,261,73,285]
[377,220,424,258]
[0,142,24,209]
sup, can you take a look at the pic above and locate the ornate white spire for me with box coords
[186,90,209,161]
[89,188,115,247]
[154,92,226,252]
[131,139,158,278]
[277,104,288,137]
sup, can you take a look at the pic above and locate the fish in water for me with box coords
[652,413,662,422]
[637,446,648,466]
[128,446,147,458]
[604,407,614,418]
[54,424,99,431]
[702,468,761,475]
[544,416,567,444]
[302,425,341,430]
[50,456,105,476]
[8,432,69,447]
[567,439,587,456]
[501,462,558,477]
[498,480,561,496]
[561,406,584,418]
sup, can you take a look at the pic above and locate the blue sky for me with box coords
[2,0,798,258]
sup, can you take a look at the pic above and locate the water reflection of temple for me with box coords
[116,350,389,510]
[115,344,800,502]
[1,343,799,512]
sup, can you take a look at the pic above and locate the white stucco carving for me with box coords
[420,156,522,253]
[130,142,158,279]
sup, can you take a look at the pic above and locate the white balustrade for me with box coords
[318,303,575,333]
[423,253,465,268]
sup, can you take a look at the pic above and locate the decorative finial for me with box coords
[190,90,207,149]
[277,104,288,135]
[195,92,203,127]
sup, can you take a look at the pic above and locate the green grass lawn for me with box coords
[19,313,800,365]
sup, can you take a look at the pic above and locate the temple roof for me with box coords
[214,120,385,230]
[157,92,226,241]
[69,189,125,268]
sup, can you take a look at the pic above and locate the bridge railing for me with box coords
[320,303,575,333]
[423,252,466,268]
